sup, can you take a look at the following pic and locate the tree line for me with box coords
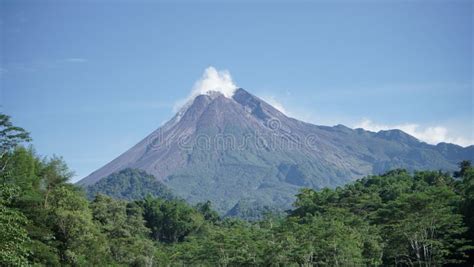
[1,113,473,266]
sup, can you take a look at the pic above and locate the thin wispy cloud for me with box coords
[354,118,473,147]
[63,58,88,63]
[259,95,288,115]
[1,58,89,74]
[80,100,173,114]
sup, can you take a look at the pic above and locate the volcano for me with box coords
[79,88,473,213]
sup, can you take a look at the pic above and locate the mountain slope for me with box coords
[78,88,473,213]
[85,168,174,201]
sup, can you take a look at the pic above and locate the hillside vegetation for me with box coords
[1,113,473,266]
[85,168,174,201]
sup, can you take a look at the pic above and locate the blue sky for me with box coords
[1,0,472,182]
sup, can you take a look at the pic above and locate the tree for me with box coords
[91,194,156,266]
[195,200,220,223]
[172,220,270,266]
[140,196,205,243]
[458,161,474,263]
[47,186,109,266]
[454,160,472,178]
[0,114,31,172]
[0,146,38,191]
[0,184,30,266]
[39,156,74,209]
[379,187,468,265]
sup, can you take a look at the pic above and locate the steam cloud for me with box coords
[174,66,237,112]
[192,66,237,98]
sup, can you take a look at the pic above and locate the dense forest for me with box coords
[1,113,473,266]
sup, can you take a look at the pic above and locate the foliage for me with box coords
[0,184,30,266]
[140,196,205,243]
[0,113,31,155]
[91,194,156,266]
[86,168,174,201]
[0,114,473,266]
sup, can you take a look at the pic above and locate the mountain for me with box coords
[78,88,473,213]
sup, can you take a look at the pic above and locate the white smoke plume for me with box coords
[173,66,237,112]
[192,66,237,98]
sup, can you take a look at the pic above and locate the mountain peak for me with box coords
[174,88,282,127]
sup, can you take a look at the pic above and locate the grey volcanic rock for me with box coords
[78,88,474,213]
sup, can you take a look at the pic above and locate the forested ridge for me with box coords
[85,168,175,201]
[1,113,473,266]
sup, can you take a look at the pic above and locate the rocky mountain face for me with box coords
[78,88,474,213]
